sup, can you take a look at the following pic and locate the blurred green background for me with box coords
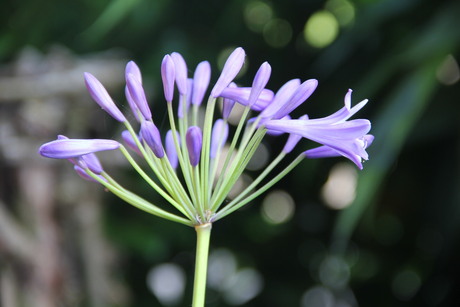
[1,0,459,306]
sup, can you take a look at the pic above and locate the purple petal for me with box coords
[210,119,229,158]
[84,72,126,122]
[126,73,152,120]
[211,47,246,97]
[186,126,202,167]
[304,134,374,169]
[192,61,211,106]
[165,130,180,169]
[140,121,164,158]
[39,139,120,159]
[271,79,318,119]
[266,115,291,136]
[312,90,368,125]
[161,55,176,102]
[260,79,300,119]
[265,118,371,139]
[219,87,274,111]
[171,52,188,95]
[81,153,103,174]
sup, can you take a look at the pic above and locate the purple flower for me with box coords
[39,138,120,159]
[165,130,179,169]
[126,73,152,120]
[84,72,126,122]
[161,55,176,102]
[171,52,188,95]
[186,126,202,167]
[265,90,371,169]
[140,121,165,158]
[211,47,246,97]
[192,61,211,106]
[210,119,229,159]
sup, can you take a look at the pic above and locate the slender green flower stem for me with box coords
[192,223,212,307]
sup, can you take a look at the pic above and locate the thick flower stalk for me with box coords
[39,47,373,306]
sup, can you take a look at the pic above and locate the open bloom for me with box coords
[265,90,371,169]
[39,47,373,226]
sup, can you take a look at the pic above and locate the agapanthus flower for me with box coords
[39,47,373,307]
[39,47,373,226]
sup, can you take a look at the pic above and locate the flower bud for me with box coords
[186,126,202,167]
[192,61,211,106]
[247,61,271,107]
[210,119,229,159]
[39,138,120,159]
[165,130,180,169]
[126,73,152,120]
[84,72,126,122]
[161,55,176,102]
[140,121,165,158]
[171,52,188,95]
[211,47,245,97]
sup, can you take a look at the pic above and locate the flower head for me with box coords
[39,47,373,227]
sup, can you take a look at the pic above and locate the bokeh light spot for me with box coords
[146,263,186,306]
[244,1,273,33]
[263,18,293,48]
[222,268,264,305]
[247,142,269,171]
[208,249,238,291]
[261,190,295,224]
[304,11,339,48]
[391,269,422,301]
[301,285,335,307]
[321,163,357,209]
[436,54,460,85]
[325,0,355,26]
[318,255,350,289]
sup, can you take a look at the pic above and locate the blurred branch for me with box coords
[0,199,36,261]
[0,57,124,101]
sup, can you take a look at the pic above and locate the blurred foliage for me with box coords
[2,0,460,306]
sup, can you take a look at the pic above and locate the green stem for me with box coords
[192,223,212,307]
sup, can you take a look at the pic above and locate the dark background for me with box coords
[1,0,459,306]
